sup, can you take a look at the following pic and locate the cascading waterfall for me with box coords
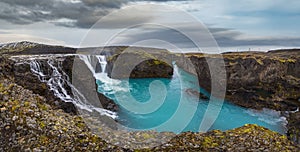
[79,55,125,95]
[11,54,288,134]
[97,55,107,73]
[30,59,73,102]
[13,55,117,119]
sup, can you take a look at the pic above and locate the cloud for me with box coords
[0,0,189,28]
[107,23,300,50]
[0,33,66,45]
[1,0,299,50]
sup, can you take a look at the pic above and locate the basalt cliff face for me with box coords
[0,42,299,150]
[105,47,173,79]
[179,50,300,143]
[183,50,300,111]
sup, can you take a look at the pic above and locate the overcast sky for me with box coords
[0,0,300,52]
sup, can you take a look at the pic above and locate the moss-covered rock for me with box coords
[1,78,298,151]
[106,48,173,79]
[1,42,300,150]
[149,124,299,151]
[180,49,300,144]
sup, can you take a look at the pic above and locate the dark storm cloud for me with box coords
[81,0,128,8]
[0,0,189,28]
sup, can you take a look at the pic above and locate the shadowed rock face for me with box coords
[106,48,174,79]
[0,56,78,114]
[180,50,300,144]
[183,50,300,111]
[288,111,300,144]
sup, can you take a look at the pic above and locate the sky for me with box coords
[0,0,300,52]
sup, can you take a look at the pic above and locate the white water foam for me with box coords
[12,54,117,119]
[244,108,287,126]
[78,55,127,93]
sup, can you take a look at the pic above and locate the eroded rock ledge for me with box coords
[177,50,300,144]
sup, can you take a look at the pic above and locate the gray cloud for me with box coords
[0,0,189,28]
[2,0,298,49]
[109,24,300,49]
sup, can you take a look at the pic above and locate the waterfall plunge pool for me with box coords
[95,60,287,134]
[11,54,287,134]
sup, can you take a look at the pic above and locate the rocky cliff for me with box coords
[180,50,300,143]
[1,42,300,149]
[0,78,299,151]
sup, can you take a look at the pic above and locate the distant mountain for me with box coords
[0,41,38,52]
[0,41,170,56]
[0,41,76,55]
[1,41,299,56]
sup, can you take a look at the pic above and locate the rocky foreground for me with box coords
[0,78,299,151]
[0,41,300,151]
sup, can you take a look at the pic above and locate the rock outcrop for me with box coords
[180,50,300,143]
[1,78,299,151]
[0,55,78,114]
[1,42,300,148]
[106,47,173,79]
[182,50,300,111]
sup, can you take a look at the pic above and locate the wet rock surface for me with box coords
[6,55,78,115]
[185,88,210,100]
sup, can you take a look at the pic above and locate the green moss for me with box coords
[153,60,161,65]
[24,101,30,107]
[39,121,46,129]
[141,133,154,139]
[90,135,100,143]
[256,59,264,65]
[76,122,86,128]
[276,57,296,63]
[228,61,238,66]
[38,103,48,110]
[11,103,20,112]
[39,135,49,144]
[0,83,4,92]
[41,83,48,90]
[287,58,296,63]
[202,136,218,148]
[7,83,14,90]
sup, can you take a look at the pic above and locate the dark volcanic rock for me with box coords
[0,41,76,55]
[0,78,299,151]
[72,57,119,112]
[182,51,300,111]
[185,88,209,100]
[287,111,300,144]
[2,56,77,114]
[106,48,173,79]
[2,42,300,147]
[180,50,300,143]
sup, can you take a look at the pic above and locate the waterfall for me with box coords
[30,59,73,102]
[78,55,125,94]
[97,55,107,73]
[12,55,117,119]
